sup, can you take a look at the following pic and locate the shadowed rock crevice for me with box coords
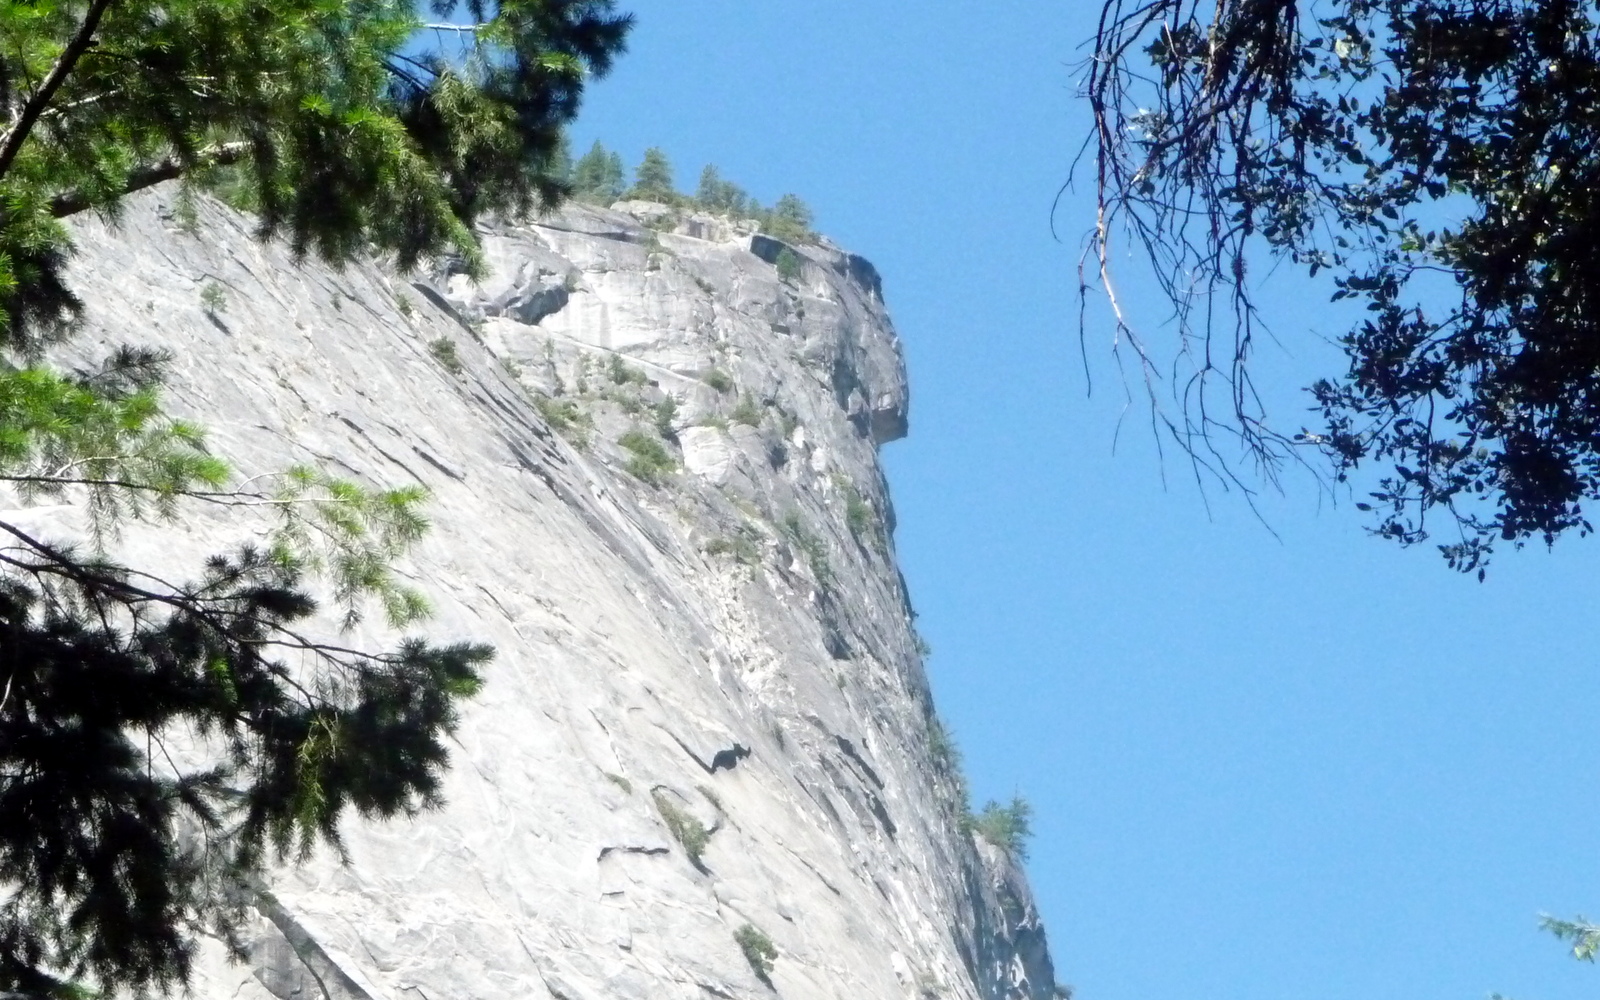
[250,894,377,1000]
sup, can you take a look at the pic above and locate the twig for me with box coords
[0,0,115,180]
[51,140,250,217]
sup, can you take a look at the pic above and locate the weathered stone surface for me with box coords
[31,190,1055,1000]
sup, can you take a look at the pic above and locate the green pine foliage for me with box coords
[762,194,816,244]
[696,165,758,216]
[629,146,676,201]
[925,714,970,818]
[571,140,626,203]
[608,353,648,385]
[704,533,761,566]
[618,428,675,485]
[927,717,963,775]
[839,480,886,554]
[429,337,465,375]
[1089,0,1600,570]
[653,395,679,440]
[0,1,631,996]
[695,164,816,242]
[569,150,820,242]
[729,392,763,427]
[968,795,1036,862]
[200,281,228,314]
[775,247,804,283]
[549,134,575,185]
[533,394,593,448]
[1542,915,1600,962]
[733,923,779,985]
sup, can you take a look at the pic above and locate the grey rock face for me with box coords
[35,191,1057,1000]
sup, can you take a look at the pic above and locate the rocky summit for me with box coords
[25,190,1058,1000]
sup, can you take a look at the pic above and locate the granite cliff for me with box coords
[23,190,1059,1000]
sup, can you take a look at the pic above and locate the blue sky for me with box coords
[566,5,1600,1000]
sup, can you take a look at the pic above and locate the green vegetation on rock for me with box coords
[705,532,761,566]
[762,194,816,245]
[579,148,819,242]
[781,512,832,589]
[968,795,1035,862]
[734,923,779,985]
[697,164,758,215]
[652,789,710,866]
[609,353,648,386]
[429,337,464,375]
[775,248,804,283]
[730,392,764,427]
[619,428,675,485]
[604,773,633,795]
[200,281,228,314]
[653,395,679,439]
[534,395,593,448]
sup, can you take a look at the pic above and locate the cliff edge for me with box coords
[32,190,1059,1000]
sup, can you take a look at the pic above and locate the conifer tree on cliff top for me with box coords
[628,146,674,201]
[0,2,630,997]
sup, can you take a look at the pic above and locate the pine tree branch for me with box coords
[6,471,303,505]
[0,540,400,713]
[0,518,403,672]
[384,59,427,92]
[50,140,250,217]
[0,0,115,182]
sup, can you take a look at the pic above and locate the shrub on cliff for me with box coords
[618,428,676,485]
[734,923,779,985]
[0,2,631,997]
[652,789,709,867]
[969,795,1035,862]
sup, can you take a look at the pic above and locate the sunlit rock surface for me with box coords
[51,191,1057,1000]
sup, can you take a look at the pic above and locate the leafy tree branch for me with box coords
[1084,0,1600,572]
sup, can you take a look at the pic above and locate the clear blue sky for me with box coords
[566,5,1600,1000]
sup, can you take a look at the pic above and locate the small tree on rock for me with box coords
[762,194,815,244]
[630,146,676,201]
[969,795,1035,862]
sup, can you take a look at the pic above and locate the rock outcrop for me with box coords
[33,191,1058,1000]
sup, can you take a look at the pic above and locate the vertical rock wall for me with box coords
[38,191,1059,1000]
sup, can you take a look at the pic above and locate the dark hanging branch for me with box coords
[1081,0,1600,572]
